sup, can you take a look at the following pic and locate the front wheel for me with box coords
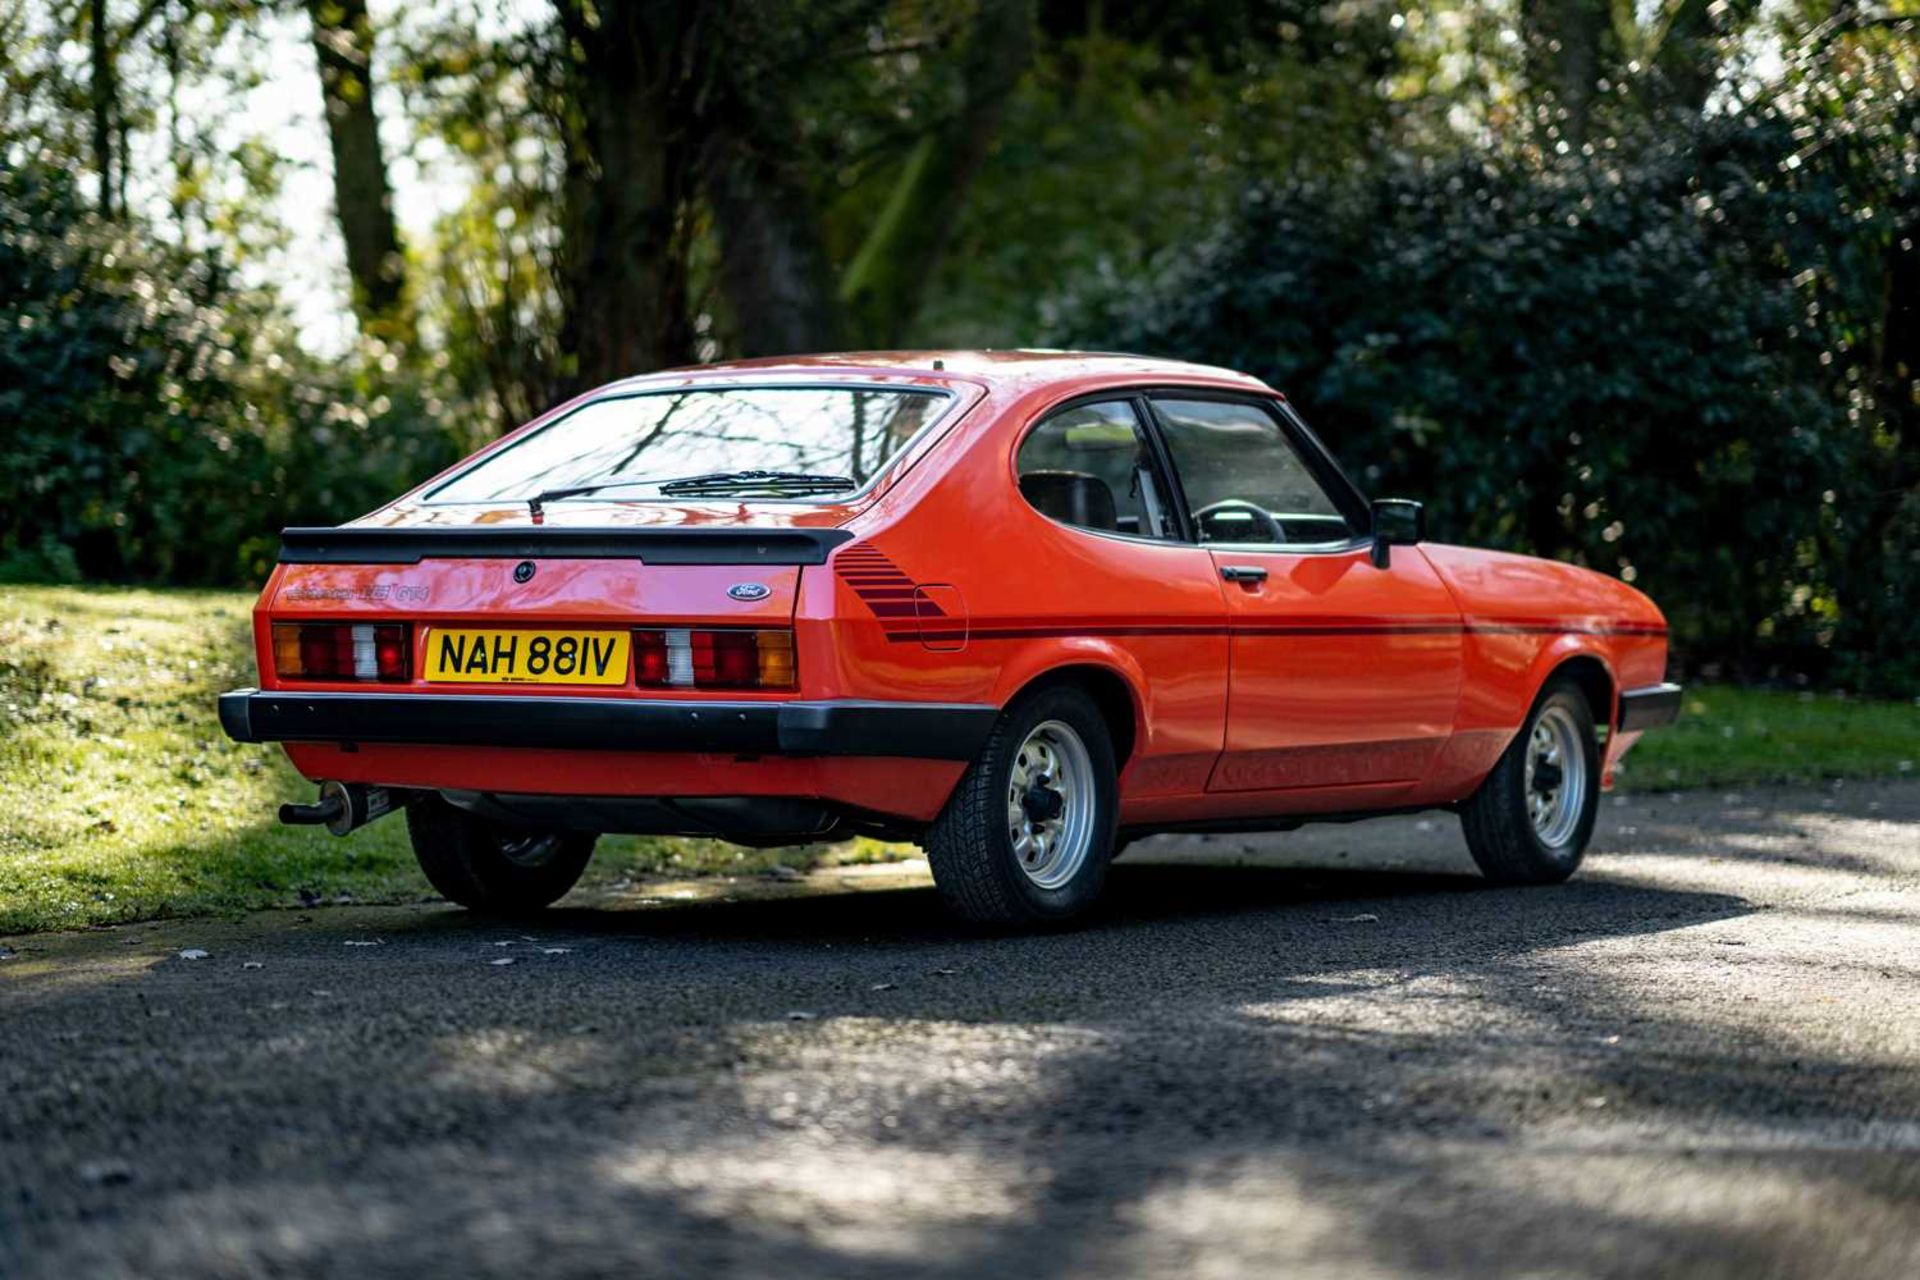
[406,794,597,915]
[1460,679,1601,885]
[926,685,1119,927]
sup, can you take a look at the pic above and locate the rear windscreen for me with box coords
[427,386,951,504]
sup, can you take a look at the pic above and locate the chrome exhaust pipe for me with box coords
[279,781,404,837]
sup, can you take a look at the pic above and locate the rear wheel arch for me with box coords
[926,681,1120,926]
[1001,662,1141,770]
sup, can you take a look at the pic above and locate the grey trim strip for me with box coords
[1618,682,1683,732]
[218,688,995,760]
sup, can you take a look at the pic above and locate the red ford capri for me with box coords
[220,351,1680,925]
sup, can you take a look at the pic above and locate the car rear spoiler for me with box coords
[277,526,855,566]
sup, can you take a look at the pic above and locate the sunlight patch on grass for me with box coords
[0,586,906,934]
[1617,685,1919,792]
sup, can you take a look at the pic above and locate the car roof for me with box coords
[596,350,1274,397]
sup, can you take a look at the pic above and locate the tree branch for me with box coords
[836,0,1036,346]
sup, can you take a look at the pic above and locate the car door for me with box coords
[1003,397,1230,802]
[1147,394,1463,795]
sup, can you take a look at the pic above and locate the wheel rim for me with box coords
[1005,719,1097,890]
[497,832,563,869]
[1524,704,1587,849]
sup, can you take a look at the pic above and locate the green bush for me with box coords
[0,158,470,586]
[1064,109,1917,694]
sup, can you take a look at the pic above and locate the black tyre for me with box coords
[925,684,1119,927]
[1460,678,1601,885]
[406,793,597,915]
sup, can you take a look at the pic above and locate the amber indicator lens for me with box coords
[272,623,410,682]
[632,629,796,690]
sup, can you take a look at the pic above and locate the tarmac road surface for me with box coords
[4,780,1919,1279]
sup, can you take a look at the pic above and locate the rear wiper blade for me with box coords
[526,471,858,518]
[526,478,655,519]
[656,470,858,496]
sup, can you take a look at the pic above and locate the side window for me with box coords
[1152,398,1356,547]
[1016,401,1178,540]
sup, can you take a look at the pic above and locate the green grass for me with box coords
[0,586,903,935]
[1616,684,1919,793]
[3,585,1915,934]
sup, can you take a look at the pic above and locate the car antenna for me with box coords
[932,358,944,371]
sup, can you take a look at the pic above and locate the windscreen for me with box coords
[427,386,950,504]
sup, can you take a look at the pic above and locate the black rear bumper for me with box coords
[218,689,997,761]
[1618,682,1683,732]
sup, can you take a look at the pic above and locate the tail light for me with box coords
[273,623,410,682]
[632,629,795,690]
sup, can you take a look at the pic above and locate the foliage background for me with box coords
[2,0,1916,693]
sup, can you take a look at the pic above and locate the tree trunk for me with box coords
[1647,0,1761,117]
[163,8,185,231]
[701,125,843,358]
[1845,206,1920,670]
[837,0,1035,347]
[89,0,116,218]
[1520,0,1609,148]
[551,0,701,392]
[307,0,411,343]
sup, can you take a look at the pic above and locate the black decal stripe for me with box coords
[834,543,948,623]
[879,621,1669,643]
[832,543,1666,644]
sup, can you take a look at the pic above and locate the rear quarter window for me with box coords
[1016,401,1179,540]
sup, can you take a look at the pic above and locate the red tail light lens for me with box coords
[634,631,671,686]
[273,623,410,682]
[632,629,795,690]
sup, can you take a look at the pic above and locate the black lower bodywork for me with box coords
[1618,682,1683,732]
[218,688,998,760]
[440,791,891,845]
[227,680,1686,847]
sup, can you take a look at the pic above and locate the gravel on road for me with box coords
[4,781,1919,1279]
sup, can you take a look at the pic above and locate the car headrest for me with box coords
[1020,470,1119,531]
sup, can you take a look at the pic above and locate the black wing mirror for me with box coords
[1369,498,1424,569]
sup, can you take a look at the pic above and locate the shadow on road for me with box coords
[12,804,1920,1280]
[398,861,1729,951]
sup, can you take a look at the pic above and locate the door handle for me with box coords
[1219,565,1268,583]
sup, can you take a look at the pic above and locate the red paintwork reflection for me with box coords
[287,744,964,822]
[1207,546,1463,794]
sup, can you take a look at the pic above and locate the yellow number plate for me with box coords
[423,629,630,685]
